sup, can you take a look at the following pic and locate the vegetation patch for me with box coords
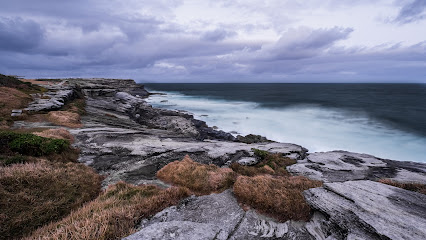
[233,175,322,222]
[0,161,102,239]
[47,110,82,128]
[0,74,46,94]
[231,149,296,177]
[157,155,237,195]
[63,98,86,116]
[26,182,190,240]
[0,131,69,157]
[34,128,75,143]
[379,179,426,195]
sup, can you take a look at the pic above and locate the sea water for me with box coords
[143,83,426,163]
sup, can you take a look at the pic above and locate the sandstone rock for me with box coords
[25,88,75,112]
[304,180,426,240]
[288,150,426,183]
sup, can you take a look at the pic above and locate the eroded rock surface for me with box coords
[288,150,426,183]
[304,180,426,240]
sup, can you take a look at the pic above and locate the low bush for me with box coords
[0,131,69,156]
[0,161,102,239]
[157,155,237,195]
[26,182,190,240]
[233,175,322,222]
[379,179,426,195]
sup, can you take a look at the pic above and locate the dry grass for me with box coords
[157,155,237,195]
[0,161,102,239]
[230,153,296,177]
[0,87,31,128]
[47,111,82,128]
[233,175,322,222]
[379,179,426,195]
[34,128,75,143]
[26,182,190,240]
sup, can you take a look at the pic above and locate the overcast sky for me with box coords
[0,0,425,83]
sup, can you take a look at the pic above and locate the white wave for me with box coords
[146,91,426,163]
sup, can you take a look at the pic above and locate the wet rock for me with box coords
[304,180,426,240]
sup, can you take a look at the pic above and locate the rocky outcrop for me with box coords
[304,180,426,240]
[18,78,426,240]
[25,88,76,112]
[288,151,426,183]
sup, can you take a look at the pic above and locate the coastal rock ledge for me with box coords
[15,78,426,240]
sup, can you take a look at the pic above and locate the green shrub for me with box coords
[251,148,269,160]
[0,131,69,156]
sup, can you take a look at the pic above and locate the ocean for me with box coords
[143,83,426,163]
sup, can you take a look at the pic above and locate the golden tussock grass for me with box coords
[233,175,322,222]
[34,128,75,143]
[230,153,296,177]
[0,161,102,239]
[26,182,190,240]
[47,111,82,128]
[379,179,426,195]
[157,155,237,195]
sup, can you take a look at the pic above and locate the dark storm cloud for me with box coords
[0,17,44,52]
[201,29,237,42]
[394,0,426,24]
[0,0,424,83]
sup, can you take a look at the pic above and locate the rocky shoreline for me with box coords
[14,78,426,240]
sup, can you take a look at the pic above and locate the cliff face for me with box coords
[14,78,426,240]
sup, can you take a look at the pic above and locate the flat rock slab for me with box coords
[304,180,426,240]
[125,190,245,240]
[288,150,426,183]
[124,190,320,240]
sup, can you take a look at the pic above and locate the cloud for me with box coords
[261,27,353,60]
[394,0,426,24]
[201,29,237,42]
[0,17,44,52]
[0,0,424,83]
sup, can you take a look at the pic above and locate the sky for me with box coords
[0,0,425,83]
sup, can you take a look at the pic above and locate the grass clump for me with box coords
[231,150,296,177]
[0,131,69,157]
[34,128,75,143]
[233,175,322,222]
[47,111,82,128]
[26,182,190,240]
[157,155,237,195]
[0,161,102,239]
[379,179,426,195]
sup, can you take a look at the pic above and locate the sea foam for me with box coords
[146,91,426,163]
